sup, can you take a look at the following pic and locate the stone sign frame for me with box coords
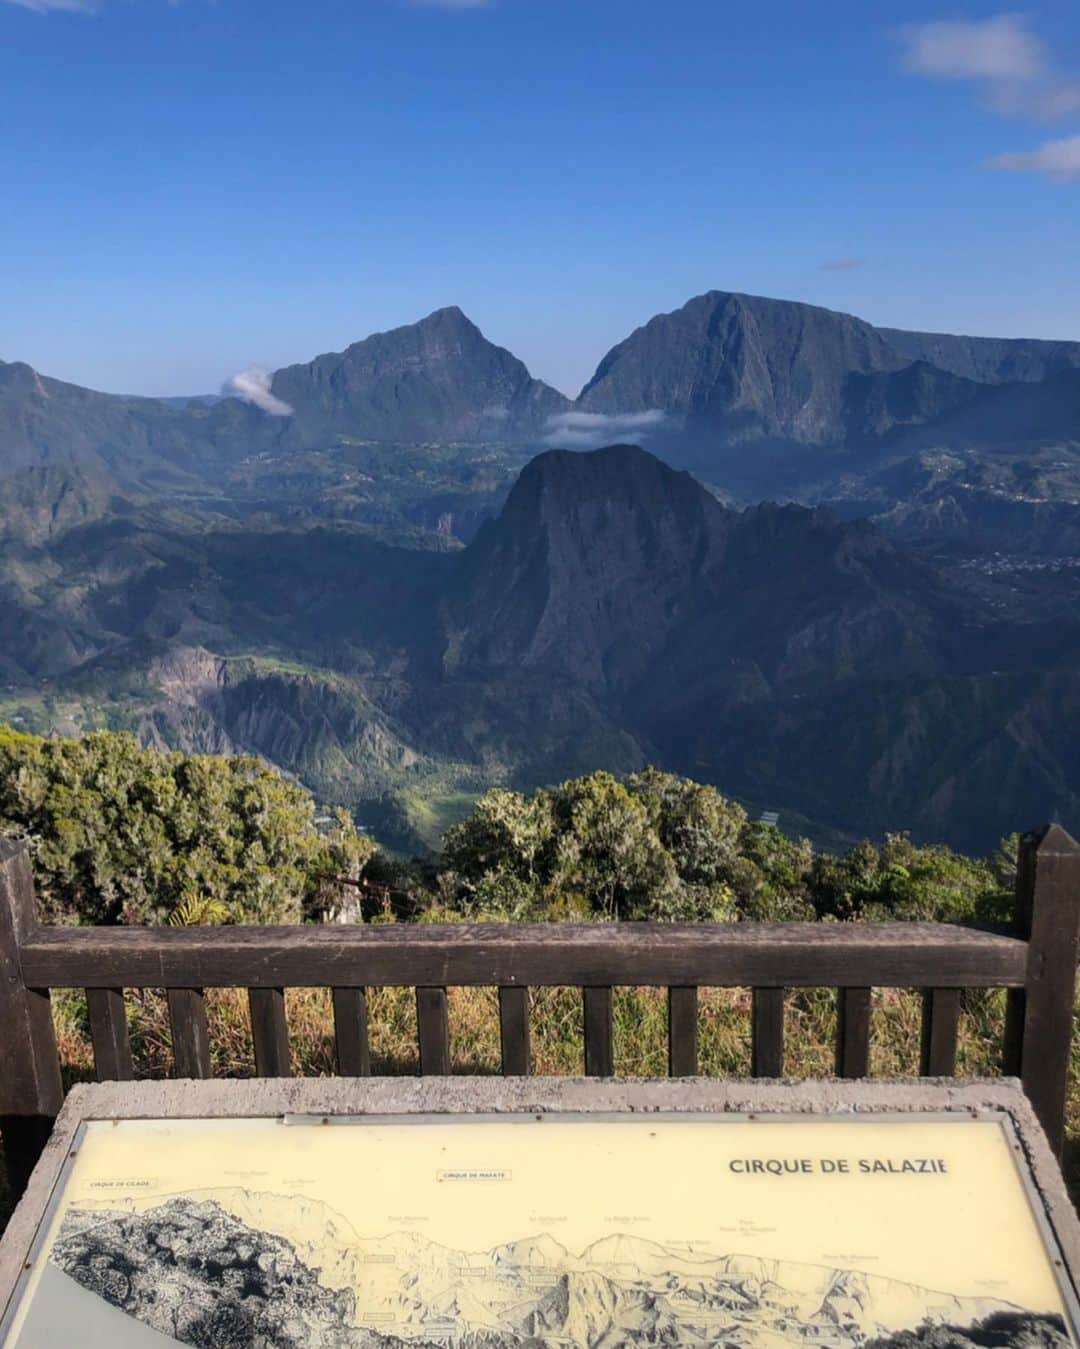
[3,1076,1080,1338]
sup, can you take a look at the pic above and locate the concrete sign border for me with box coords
[2,1076,1079,1330]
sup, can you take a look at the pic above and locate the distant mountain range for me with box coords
[2,290,1080,852]
[4,290,1080,495]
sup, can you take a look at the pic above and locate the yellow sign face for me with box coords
[2,1113,1075,1348]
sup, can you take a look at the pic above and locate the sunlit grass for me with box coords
[1,978,1077,1235]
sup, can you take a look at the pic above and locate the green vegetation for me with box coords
[0,726,374,925]
[434,769,1013,926]
[0,740,1051,1237]
[0,729,1015,929]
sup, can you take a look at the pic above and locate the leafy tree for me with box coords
[807,832,1010,923]
[438,768,810,921]
[624,767,745,886]
[437,768,1014,925]
[545,772,681,920]
[0,726,375,925]
[728,822,815,921]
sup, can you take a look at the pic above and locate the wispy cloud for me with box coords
[899,14,1080,181]
[3,0,96,12]
[5,0,209,13]
[899,14,1044,82]
[988,78,1080,122]
[223,367,294,417]
[543,410,667,451]
[988,134,1080,181]
[820,257,866,272]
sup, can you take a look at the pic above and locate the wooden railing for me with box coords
[2,823,1079,1201]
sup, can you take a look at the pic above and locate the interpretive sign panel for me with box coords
[2,1104,1078,1348]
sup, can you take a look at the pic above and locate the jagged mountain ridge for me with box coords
[0,307,568,492]
[53,1192,1058,1349]
[4,289,1079,505]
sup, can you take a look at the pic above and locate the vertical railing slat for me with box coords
[752,987,785,1077]
[498,986,531,1076]
[416,987,451,1075]
[583,986,614,1076]
[920,988,961,1077]
[87,987,134,1082]
[167,987,212,1079]
[835,987,871,1078]
[332,987,371,1076]
[667,986,698,1076]
[249,988,292,1077]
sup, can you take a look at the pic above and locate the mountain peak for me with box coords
[420,304,471,324]
[444,444,730,688]
[267,306,569,444]
[508,443,712,520]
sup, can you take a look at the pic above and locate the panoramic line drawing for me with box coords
[23,1187,1072,1349]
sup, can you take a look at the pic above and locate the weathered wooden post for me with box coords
[0,839,64,1202]
[1004,823,1080,1157]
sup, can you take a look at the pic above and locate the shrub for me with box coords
[438,767,1013,925]
[0,726,374,925]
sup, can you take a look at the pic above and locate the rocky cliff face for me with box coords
[444,445,732,690]
[271,306,569,446]
[445,444,953,700]
[576,290,1080,491]
[877,325,1080,384]
[579,290,904,444]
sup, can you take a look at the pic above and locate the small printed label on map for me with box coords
[436,1168,511,1182]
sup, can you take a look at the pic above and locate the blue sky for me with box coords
[2,0,1079,398]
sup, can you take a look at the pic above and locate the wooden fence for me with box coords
[2,823,1080,1203]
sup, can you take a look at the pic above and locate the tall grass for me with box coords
[1,982,1076,1236]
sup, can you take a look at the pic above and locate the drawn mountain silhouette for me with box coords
[44,1193,1071,1349]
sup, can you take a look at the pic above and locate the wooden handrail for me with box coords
[17,919,1027,989]
[1,822,1079,1203]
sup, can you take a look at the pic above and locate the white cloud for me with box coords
[820,257,866,272]
[3,0,96,11]
[543,410,667,450]
[223,367,294,416]
[899,15,1080,178]
[987,134,1080,181]
[899,14,1044,82]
